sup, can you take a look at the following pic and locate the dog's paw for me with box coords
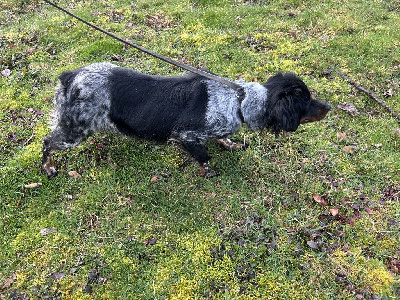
[200,162,219,178]
[203,168,219,179]
[42,165,58,179]
[216,138,248,151]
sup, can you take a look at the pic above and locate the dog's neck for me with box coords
[237,81,269,131]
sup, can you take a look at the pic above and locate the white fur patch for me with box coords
[204,80,243,138]
[239,81,268,130]
[51,62,118,140]
[204,79,269,136]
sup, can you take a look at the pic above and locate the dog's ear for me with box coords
[267,89,304,132]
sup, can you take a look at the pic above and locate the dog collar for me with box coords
[236,87,246,123]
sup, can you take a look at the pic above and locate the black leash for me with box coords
[42,0,245,99]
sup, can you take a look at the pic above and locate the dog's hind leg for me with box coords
[215,138,248,151]
[182,141,218,178]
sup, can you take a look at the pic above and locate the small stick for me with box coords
[333,67,400,121]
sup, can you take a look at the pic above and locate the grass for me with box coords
[1,0,399,298]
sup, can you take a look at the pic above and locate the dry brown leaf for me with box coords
[51,272,66,281]
[336,132,347,142]
[313,194,322,203]
[24,182,42,188]
[150,176,160,183]
[393,128,400,138]
[330,208,339,216]
[342,146,356,154]
[338,102,359,116]
[384,88,395,97]
[1,274,16,291]
[313,195,326,206]
[68,171,82,179]
[365,207,373,214]
[337,132,347,142]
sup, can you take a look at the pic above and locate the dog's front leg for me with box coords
[42,136,59,178]
[182,141,218,178]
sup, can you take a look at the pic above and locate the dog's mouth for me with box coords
[300,102,331,124]
[300,118,313,124]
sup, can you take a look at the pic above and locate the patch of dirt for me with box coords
[145,12,173,30]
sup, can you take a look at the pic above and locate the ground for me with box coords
[0,0,399,298]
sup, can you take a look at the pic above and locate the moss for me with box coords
[332,249,395,295]
[256,272,313,299]
[1,0,399,298]
[154,231,244,297]
[178,22,232,49]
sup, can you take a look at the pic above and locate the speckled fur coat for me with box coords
[42,62,330,178]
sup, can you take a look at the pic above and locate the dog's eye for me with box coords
[301,118,311,124]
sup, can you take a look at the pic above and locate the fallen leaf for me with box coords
[307,240,319,249]
[337,132,347,142]
[144,238,157,245]
[40,227,57,236]
[313,194,322,203]
[330,208,339,216]
[313,195,326,206]
[342,145,356,154]
[338,102,359,116]
[150,176,160,183]
[321,69,334,79]
[83,282,93,294]
[327,175,339,187]
[112,54,123,61]
[383,88,394,97]
[68,171,82,179]
[1,274,16,290]
[289,31,297,39]
[365,207,373,214]
[24,182,42,188]
[87,269,99,280]
[51,272,66,281]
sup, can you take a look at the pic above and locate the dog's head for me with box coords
[260,73,330,133]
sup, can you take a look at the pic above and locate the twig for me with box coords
[332,67,400,121]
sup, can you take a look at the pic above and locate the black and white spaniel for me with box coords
[42,62,330,178]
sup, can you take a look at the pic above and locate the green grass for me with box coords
[1,0,399,298]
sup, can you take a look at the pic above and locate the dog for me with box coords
[42,62,330,178]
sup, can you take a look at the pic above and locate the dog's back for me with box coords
[107,66,209,140]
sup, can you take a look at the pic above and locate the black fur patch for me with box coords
[108,68,209,141]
